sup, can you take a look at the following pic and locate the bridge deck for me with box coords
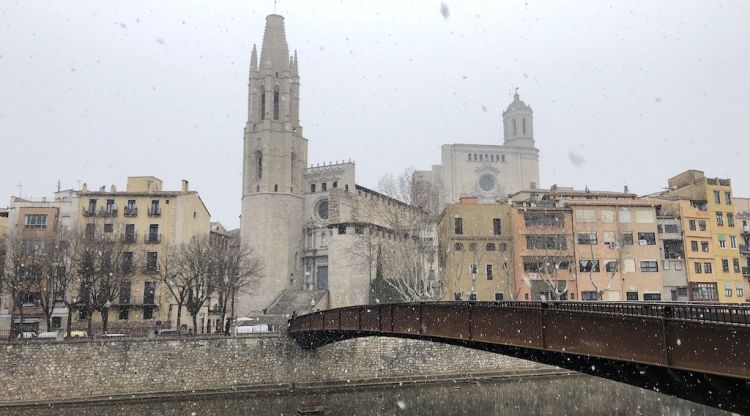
[289,301,750,413]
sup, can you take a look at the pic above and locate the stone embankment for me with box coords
[0,335,548,405]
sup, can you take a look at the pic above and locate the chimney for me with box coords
[624,185,629,194]
[100,186,105,192]
[181,180,189,192]
[110,185,117,193]
[82,183,88,192]
[459,196,479,205]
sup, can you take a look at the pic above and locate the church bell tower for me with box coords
[239,14,307,315]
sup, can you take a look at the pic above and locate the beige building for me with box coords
[74,176,211,332]
[438,198,514,302]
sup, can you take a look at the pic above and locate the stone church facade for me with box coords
[416,92,540,205]
[239,15,425,316]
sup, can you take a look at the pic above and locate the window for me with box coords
[699,220,707,231]
[274,184,278,192]
[494,293,504,301]
[493,218,501,235]
[88,199,97,214]
[148,224,159,243]
[524,212,565,227]
[722,259,729,273]
[581,291,599,300]
[725,286,733,297]
[498,243,507,251]
[337,225,346,235]
[734,258,741,273]
[51,317,62,329]
[704,262,712,274]
[468,242,478,251]
[716,212,724,226]
[579,260,600,273]
[690,282,718,301]
[737,284,744,298]
[635,209,655,224]
[690,241,699,252]
[24,214,47,230]
[619,208,631,223]
[146,252,158,272]
[727,213,734,227]
[311,184,316,192]
[143,307,154,320]
[575,209,596,223]
[122,252,134,273]
[259,85,265,119]
[273,85,280,120]
[454,218,463,235]
[513,119,517,135]
[321,182,327,191]
[605,260,618,272]
[124,224,136,243]
[643,293,662,301]
[730,235,737,248]
[637,232,656,245]
[600,210,614,223]
[522,117,526,134]
[104,223,113,233]
[149,200,161,216]
[694,262,702,274]
[454,242,464,251]
[354,225,364,235]
[527,235,568,250]
[470,264,478,275]
[725,191,732,205]
[688,220,696,231]
[485,243,496,251]
[626,291,638,301]
[623,259,636,273]
[332,181,338,188]
[640,260,659,272]
[719,238,726,249]
[577,232,597,245]
[663,224,679,233]
[85,223,96,239]
[622,233,634,245]
[602,232,615,244]
[701,241,710,252]
[486,264,493,280]
[119,306,129,321]
[105,199,115,214]
[713,190,721,204]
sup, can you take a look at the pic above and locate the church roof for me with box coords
[503,91,532,114]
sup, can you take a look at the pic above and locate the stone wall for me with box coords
[0,335,541,405]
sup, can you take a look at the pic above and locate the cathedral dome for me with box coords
[503,91,532,115]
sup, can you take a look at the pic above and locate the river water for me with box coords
[1,374,726,416]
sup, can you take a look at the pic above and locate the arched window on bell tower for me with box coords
[290,152,296,187]
[513,119,517,136]
[522,118,526,135]
[255,150,263,180]
[259,86,266,120]
[273,85,280,120]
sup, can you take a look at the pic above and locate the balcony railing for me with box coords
[82,208,96,217]
[99,208,118,217]
[121,233,137,244]
[743,267,750,278]
[742,225,750,234]
[124,206,138,217]
[115,296,161,306]
[148,207,162,217]
[145,233,161,244]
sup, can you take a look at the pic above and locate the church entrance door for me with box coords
[316,265,328,290]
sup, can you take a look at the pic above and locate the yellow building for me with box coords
[438,197,514,301]
[74,176,211,333]
[661,170,747,302]
[0,207,8,240]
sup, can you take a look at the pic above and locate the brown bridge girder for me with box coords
[288,301,750,414]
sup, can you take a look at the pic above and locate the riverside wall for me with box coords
[0,334,543,405]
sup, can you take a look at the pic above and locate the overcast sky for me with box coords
[2,1,749,228]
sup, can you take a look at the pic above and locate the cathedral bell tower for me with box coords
[502,89,535,148]
[239,14,307,315]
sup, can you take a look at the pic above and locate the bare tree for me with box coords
[157,243,189,331]
[2,230,37,338]
[524,234,573,300]
[212,240,263,326]
[179,236,215,334]
[69,222,136,334]
[27,227,73,333]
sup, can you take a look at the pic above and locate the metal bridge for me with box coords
[288,301,750,414]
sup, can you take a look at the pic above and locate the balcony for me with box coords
[743,267,750,278]
[148,207,162,217]
[121,233,138,244]
[742,225,750,235]
[82,208,97,217]
[115,296,161,306]
[124,206,138,217]
[98,208,118,217]
[145,233,161,244]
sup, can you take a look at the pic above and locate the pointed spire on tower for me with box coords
[250,44,258,72]
[291,50,299,77]
[260,14,290,72]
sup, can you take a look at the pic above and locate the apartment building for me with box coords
[437,198,514,301]
[74,177,211,332]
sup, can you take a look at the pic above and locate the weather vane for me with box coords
[274,0,277,14]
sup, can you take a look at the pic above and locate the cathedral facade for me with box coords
[416,92,541,204]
